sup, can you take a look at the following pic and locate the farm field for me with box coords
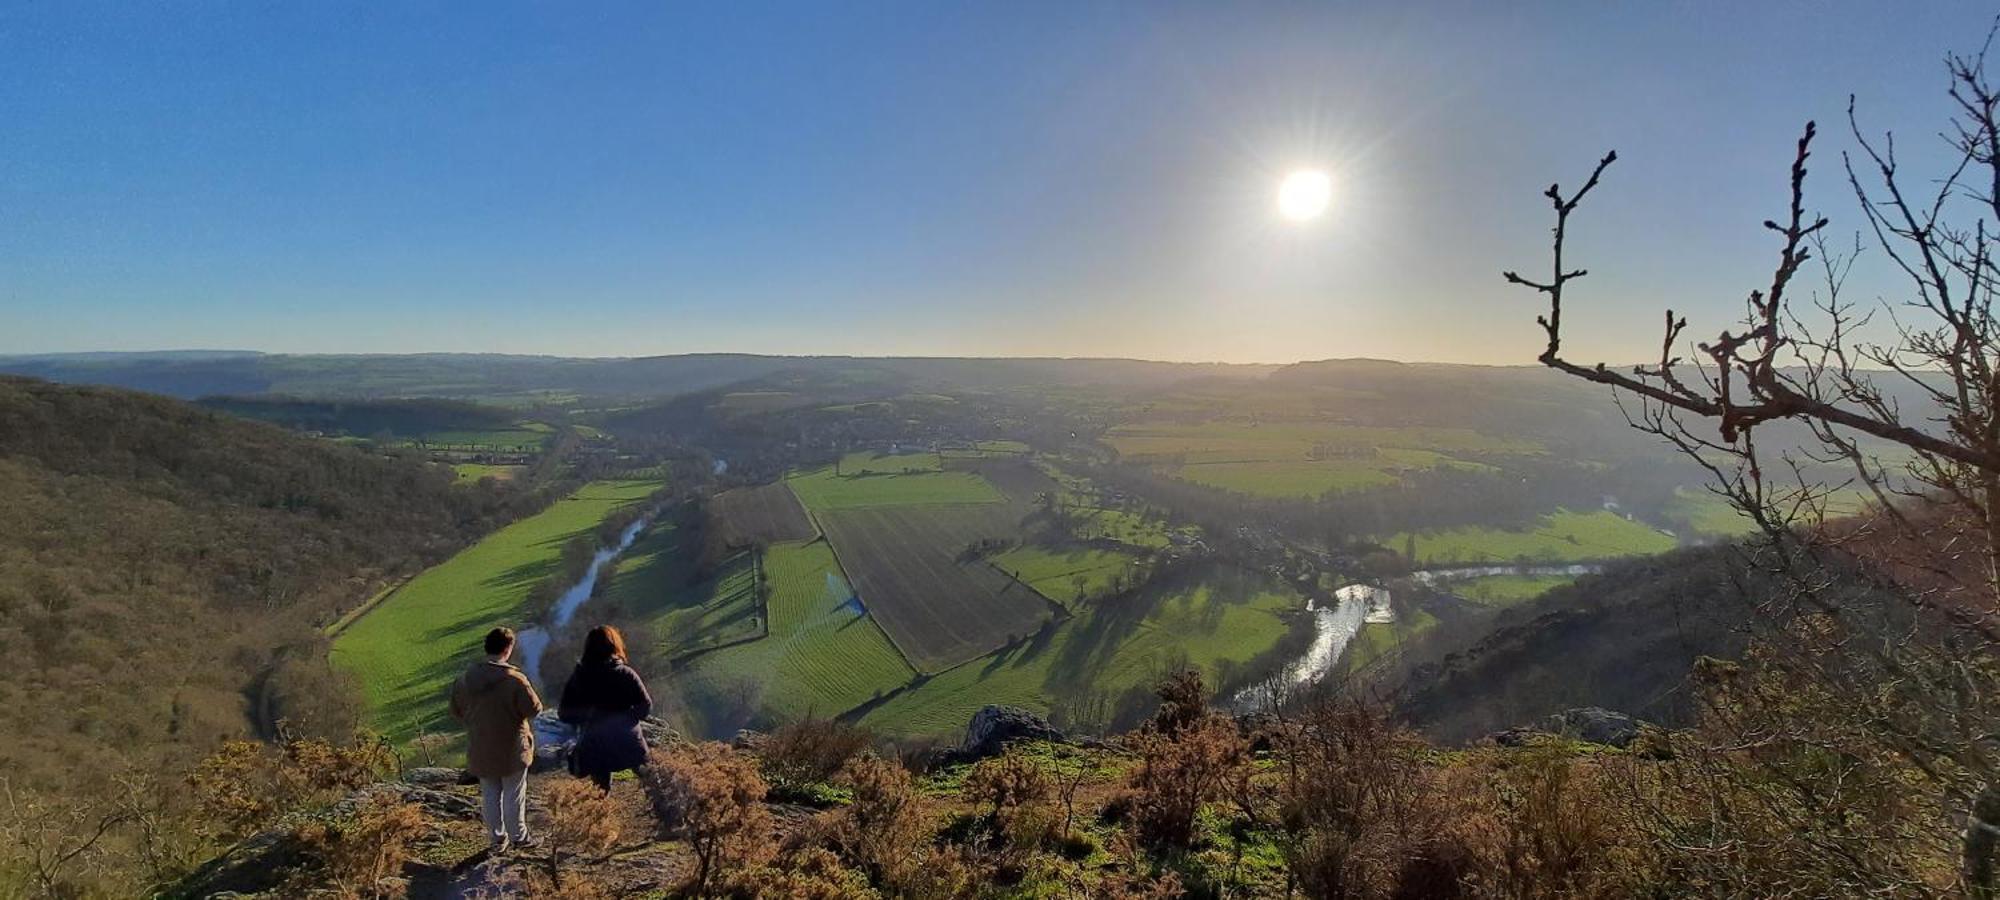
[1395,509,1677,565]
[408,423,553,450]
[329,479,662,744]
[818,503,1049,671]
[857,566,1301,736]
[838,450,942,475]
[1106,422,1534,498]
[785,464,1004,510]
[675,539,916,726]
[1450,574,1576,607]
[1346,608,1441,672]
[607,529,764,657]
[990,544,1144,606]
[452,462,525,483]
[708,481,817,547]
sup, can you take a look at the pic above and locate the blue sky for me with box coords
[0,2,1987,363]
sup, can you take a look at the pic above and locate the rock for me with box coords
[401,766,461,787]
[961,705,1064,760]
[1542,707,1642,748]
[731,729,767,752]
[640,715,679,749]
[1486,707,1646,749]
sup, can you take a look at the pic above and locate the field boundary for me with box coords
[323,575,415,638]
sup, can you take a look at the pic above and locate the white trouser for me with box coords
[479,771,529,844]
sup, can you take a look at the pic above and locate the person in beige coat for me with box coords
[448,627,543,851]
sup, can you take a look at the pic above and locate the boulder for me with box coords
[1542,707,1642,748]
[401,766,462,787]
[1486,707,1645,749]
[961,705,1064,760]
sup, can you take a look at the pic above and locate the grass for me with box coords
[453,463,525,483]
[1067,506,1181,549]
[836,450,942,475]
[1667,485,1877,538]
[990,544,1144,606]
[1174,459,1400,496]
[1106,422,1530,499]
[607,529,764,656]
[679,539,917,723]
[410,425,552,449]
[1395,509,1677,565]
[857,567,1300,737]
[1451,574,1576,607]
[330,479,662,744]
[1345,608,1440,672]
[786,464,1004,510]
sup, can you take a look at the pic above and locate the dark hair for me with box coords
[581,625,626,666]
[484,627,516,656]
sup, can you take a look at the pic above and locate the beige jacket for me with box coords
[448,658,543,778]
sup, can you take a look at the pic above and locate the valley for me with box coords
[76,352,1812,745]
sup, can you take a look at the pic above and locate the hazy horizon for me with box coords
[5,2,1981,364]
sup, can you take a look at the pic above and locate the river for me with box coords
[1232,564,1603,708]
[514,514,652,688]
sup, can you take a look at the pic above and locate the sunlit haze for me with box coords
[0,3,1977,364]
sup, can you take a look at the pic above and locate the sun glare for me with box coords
[1276,169,1332,222]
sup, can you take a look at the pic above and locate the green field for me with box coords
[1107,422,1532,499]
[1346,608,1440,672]
[452,463,525,483]
[785,465,1004,510]
[836,450,942,475]
[857,567,1299,736]
[1067,506,1184,549]
[411,423,552,449]
[675,540,917,724]
[990,544,1144,606]
[330,479,662,744]
[1451,573,1575,607]
[1395,509,1677,565]
[608,531,765,657]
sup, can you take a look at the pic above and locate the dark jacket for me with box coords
[558,657,653,775]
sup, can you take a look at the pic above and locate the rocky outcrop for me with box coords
[1489,707,1645,748]
[962,705,1064,759]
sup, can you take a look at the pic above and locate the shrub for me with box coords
[540,778,622,892]
[822,756,935,891]
[761,719,873,799]
[646,742,774,893]
[286,794,424,900]
[1124,673,1249,851]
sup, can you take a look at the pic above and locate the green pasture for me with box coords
[1345,608,1440,672]
[1450,573,1576,607]
[675,540,917,725]
[608,531,764,656]
[837,450,942,475]
[857,567,1299,737]
[453,463,525,483]
[1067,506,1180,549]
[1108,422,1527,498]
[409,424,551,449]
[786,464,1004,510]
[991,544,1144,606]
[330,479,662,744]
[1395,509,1677,565]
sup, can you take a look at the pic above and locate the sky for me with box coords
[0,1,1991,364]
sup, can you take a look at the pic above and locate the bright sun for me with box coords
[1276,169,1332,222]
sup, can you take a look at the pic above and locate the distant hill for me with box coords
[0,376,527,794]
[0,351,1280,402]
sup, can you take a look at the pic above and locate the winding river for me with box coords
[1232,564,1605,708]
[514,514,652,688]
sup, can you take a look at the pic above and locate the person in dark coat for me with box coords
[558,624,654,791]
